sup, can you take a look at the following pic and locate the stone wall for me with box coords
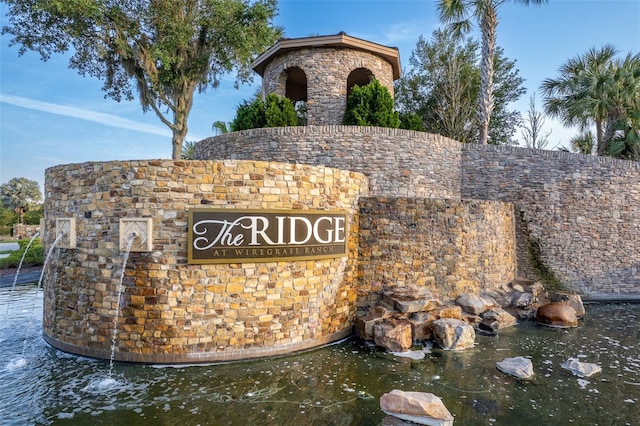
[357,197,516,314]
[195,126,462,199]
[461,144,640,298]
[261,48,395,125]
[196,126,640,298]
[42,160,368,363]
[12,223,39,239]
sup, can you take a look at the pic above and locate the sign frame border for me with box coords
[187,208,350,264]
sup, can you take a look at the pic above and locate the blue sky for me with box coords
[1,0,639,193]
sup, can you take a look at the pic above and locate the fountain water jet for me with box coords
[12,232,64,368]
[2,232,40,325]
[107,232,136,379]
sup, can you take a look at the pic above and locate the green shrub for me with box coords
[0,237,44,269]
[230,96,266,131]
[343,79,400,128]
[265,93,298,127]
[231,94,299,131]
[399,112,424,131]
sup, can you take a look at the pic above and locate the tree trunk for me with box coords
[595,119,604,156]
[171,84,196,160]
[478,7,497,145]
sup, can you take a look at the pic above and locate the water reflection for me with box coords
[1,286,638,425]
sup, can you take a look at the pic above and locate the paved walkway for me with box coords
[0,269,42,287]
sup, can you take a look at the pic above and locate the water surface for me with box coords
[1,285,638,425]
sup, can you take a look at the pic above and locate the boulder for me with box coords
[380,390,454,426]
[383,287,440,313]
[357,306,392,340]
[374,319,413,352]
[509,291,534,308]
[524,281,545,297]
[434,305,463,320]
[536,302,578,328]
[392,350,427,360]
[408,311,437,340]
[561,358,602,378]
[549,292,585,318]
[480,307,517,330]
[432,318,475,350]
[456,294,496,315]
[477,320,500,335]
[496,356,534,379]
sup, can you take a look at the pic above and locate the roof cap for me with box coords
[252,32,401,80]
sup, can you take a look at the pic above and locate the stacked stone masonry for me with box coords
[261,48,395,126]
[43,160,368,363]
[195,126,462,199]
[357,197,516,315]
[461,144,640,298]
[196,126,640,298]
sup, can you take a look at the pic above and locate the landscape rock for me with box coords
[380,390,454,426]
[509,291,534,308]
[392,350,427,360]
[536,302,578,328]
[549,292,585,318]
[374,319,413,352]
[561,358,602,378]
[432,318,475,350]
[496,356,534,379]
[357,306,392,340]
[434,305,463,320]
[480,307,517,330]
[408,311,437,340]
[524,281,545,297]
[384,287,441,314]
[456,293,496,315]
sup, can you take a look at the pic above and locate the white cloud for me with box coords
[0,93,175,138]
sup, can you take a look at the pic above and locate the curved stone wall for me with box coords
[195,126,640,298]
[262,48,395,125]
[195,126,462,199]
[42,160,368,363]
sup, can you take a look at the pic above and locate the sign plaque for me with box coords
[188,209,348,264]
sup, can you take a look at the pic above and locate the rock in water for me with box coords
[432,318,475,350]
[549,291,586,318]
[374,319,413,352]
[561,358,602,378]
[496,356,534,379]
[536,302,578,328]
[380,390,454,426]
[357,306,391,340]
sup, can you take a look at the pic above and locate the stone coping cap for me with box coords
[252,32,401,80]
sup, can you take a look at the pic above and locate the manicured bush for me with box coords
[230,94,299,131]
[0,237,44,269]
[230,96,266,131]
[343,79,400,128]
[399,112,424,131]
[265,93,298,127]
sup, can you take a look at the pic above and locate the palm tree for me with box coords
[541,46,640,156]
[568,131,595,155]
[181,141,197,160]
[212,121,230,135]
[437,0,547,145]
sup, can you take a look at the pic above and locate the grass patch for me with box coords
[0,237,44,269]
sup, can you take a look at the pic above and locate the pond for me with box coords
[1,285,638,425]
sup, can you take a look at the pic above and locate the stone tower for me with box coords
[252,32,401,125]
